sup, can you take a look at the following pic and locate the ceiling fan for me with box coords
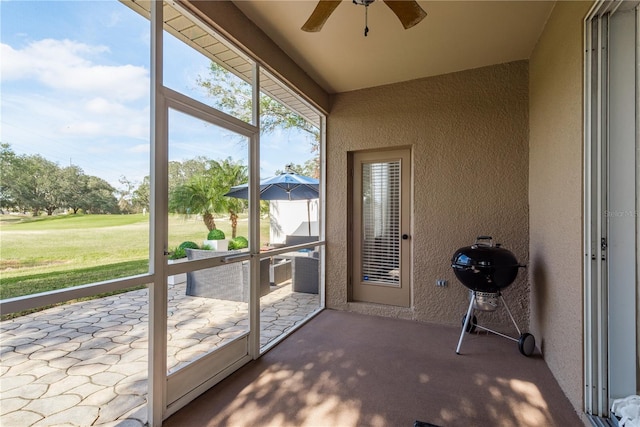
[301,0,427,36]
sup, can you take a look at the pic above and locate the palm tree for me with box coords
[225,197,246,238]
[169,157,248,235]
[212,158,248,238]
[170,174,226,231]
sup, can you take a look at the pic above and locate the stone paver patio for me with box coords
[0,281,319,426]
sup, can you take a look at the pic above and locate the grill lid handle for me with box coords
[473,236,493,247]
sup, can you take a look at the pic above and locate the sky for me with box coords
[0,0,317,189]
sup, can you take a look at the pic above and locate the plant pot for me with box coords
[203,239,229,251]
[168,258,187,285]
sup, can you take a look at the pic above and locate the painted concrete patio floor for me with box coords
[0,282,320,426]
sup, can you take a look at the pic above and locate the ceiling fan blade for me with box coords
[301,0,342,32]
[383,0,427,29]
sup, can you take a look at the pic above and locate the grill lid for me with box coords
[451,236,524,292]
[451,236,519,268]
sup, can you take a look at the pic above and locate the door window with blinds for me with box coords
[361,160,401,286]
[352,149,411,307]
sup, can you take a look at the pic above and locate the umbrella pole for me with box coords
[307,200,311,236]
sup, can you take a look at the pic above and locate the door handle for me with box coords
[402,234,409,240]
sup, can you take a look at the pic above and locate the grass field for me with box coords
[0,213,269,301]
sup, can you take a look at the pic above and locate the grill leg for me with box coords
[456,293,476,354]
[499,294,522,336]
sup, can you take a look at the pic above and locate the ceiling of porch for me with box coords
[232,0,556,94]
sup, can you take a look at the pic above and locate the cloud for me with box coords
[105,11,124,28]
[1,38,149,101]
[2,92,151,186]
[129,144,150,154]
[2,92,149,141]
[1,37,150,143]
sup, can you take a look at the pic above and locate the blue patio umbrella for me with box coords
[224,171,319,201]
[224,170,319,235]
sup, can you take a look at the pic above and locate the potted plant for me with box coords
[203,229,229,251]
[228,236,249,250]
[167,241,198,285]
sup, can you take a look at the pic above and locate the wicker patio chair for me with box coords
[271,258,292,285]
[285,235,318,246]
[242,258,271,297]
[185,249,246,301]
[291,255,319,294]
[185,249,271,301]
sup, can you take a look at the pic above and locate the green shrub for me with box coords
[207,229,226,240]
[201,244,212,250]
[228,236,248,250]
[168,246,186,260]
[231,236,248,249]
[178,241,199,250]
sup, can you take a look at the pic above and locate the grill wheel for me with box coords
[518,333,536,356]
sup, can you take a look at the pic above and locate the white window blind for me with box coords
[361,160,400,286]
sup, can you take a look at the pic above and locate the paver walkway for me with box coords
[0,282,319,426]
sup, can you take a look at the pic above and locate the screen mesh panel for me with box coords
[361,160,400,286]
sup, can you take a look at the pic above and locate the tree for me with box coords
[84,176,118,214]
[211,157,248,238]
[39,161,65,215]
[117,176,135,214]
[170,174,226,231]
[131,175,150,213]
[60,165,88,214]
[275,159,319,179]
[0,143,17,211]
[196,62,320,152]
[8,154,63,216]
[0,143,119,215]
[169,157,248,234]
[168,156,209,195]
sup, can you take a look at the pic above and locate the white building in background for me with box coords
[269,199,319,244]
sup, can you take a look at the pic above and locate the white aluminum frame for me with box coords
[584,0,640,419]
[148,2,167,424]
[584,7,610,416]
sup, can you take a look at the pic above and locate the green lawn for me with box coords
[0,213,269,301]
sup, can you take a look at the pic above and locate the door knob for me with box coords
[402,234,409,240]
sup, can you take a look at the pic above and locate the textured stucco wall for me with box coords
[529,0,592,415]
[326,61,529,329]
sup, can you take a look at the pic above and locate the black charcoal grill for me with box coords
[451,236,535,357]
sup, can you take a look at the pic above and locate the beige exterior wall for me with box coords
[326,61,530,329]
[529,0,592,414]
